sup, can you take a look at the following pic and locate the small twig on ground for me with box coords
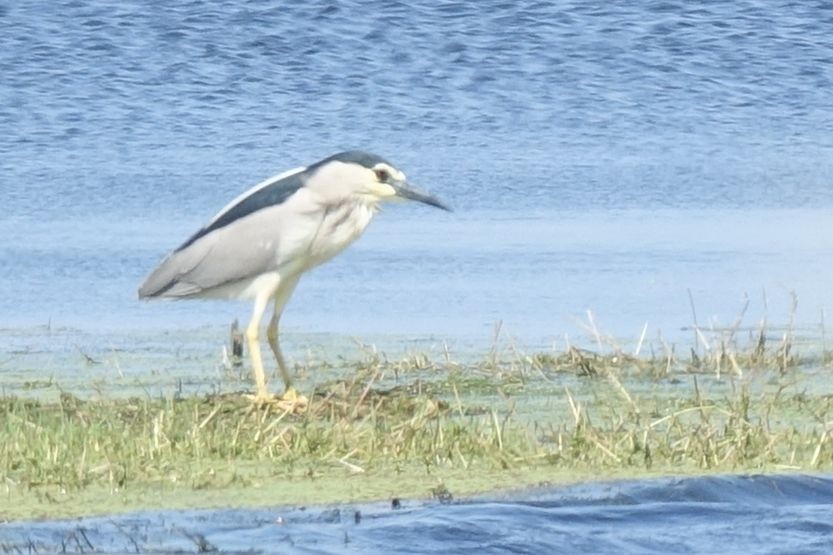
[75,346,100,366]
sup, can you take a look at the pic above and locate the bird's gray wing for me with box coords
[139,167,309,299]
[140,210,282,297]
[176,166,307,251]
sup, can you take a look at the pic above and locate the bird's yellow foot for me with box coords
[245,391,278,406]
[245,388,308,412]
[279,387,309,410]
[280,387,302,402]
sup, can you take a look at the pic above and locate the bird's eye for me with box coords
[374,168,390,182]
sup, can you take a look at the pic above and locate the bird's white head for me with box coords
[304,151,450,211]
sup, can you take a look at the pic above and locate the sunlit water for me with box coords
[2,1,833,550]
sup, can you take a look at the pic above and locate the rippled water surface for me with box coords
[3,2,833,551]
[3,0,833,346]
[3,475,833,554]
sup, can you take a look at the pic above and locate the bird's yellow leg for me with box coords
[245,293,272,404]
[266,312,292,392]
[266,276,307,407]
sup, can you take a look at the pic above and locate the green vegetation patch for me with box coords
[3,331,833,520]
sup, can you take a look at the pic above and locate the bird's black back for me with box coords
[174,151,390,252]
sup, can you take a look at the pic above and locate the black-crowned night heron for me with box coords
[138,151,449,405]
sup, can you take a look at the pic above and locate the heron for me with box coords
[138,151,449,406]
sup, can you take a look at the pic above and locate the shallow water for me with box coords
[2,0,833,349]
[3,475,833,554]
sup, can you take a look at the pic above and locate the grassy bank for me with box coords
[2,327,833,520]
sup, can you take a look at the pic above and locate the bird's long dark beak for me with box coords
[392,180,451,211]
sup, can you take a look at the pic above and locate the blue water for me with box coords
[3,0,833,347]
[3,1,833,550]
[3,475,833,554]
